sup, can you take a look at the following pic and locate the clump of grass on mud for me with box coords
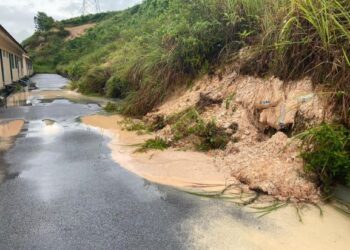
[196,120,231,151]
[169,107,232,151]
[170,108,204,141]
[119,118,152,135]
[136,137,169,153]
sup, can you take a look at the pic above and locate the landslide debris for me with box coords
[145,68,327,202]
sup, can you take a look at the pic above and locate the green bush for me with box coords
[298,124,350,194]
[104,102,120,113]
[78,66,111,95]
[169,107,231,150]
[197,120,231,151]
[106,76,128,98]
[66,62,88,81]
[171,108,204,141]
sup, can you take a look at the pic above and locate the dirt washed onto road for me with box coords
[81,114,232,190]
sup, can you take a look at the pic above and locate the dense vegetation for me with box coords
[24,0,350,193]
[24,0,261,114]
[34,12,55,32]
[298,124,350,194]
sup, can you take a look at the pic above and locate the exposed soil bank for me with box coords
[65,23,96,41]
[81,114,232,190]
[145,72,327,202]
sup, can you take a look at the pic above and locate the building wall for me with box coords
[0,27,32,90]
[23,56,33,77]
[0,49,4,89]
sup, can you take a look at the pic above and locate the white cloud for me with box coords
[0,0,142,42]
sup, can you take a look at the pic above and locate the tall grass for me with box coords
[244,0,350,123]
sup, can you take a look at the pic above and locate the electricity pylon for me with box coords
[82,0,101,15]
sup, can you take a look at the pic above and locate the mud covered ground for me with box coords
[1,74,349,249]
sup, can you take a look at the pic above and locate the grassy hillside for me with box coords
[25,0,350,117]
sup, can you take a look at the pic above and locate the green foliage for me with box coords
[171,108,204,141]
[196,120,231,151]
[33,63,56,74]
[78,66,111,95]
[106,76,129,98]
[61,12,116,26]
[27,0,350,121]
[275,0,350,82]
[170,107,231,150]
[297,124,350,194]
[240,0,350,122]
[104,102,120,113]
[137,137,169,152]
[26,0,261,115]
[119,118,152,133]
[34,12,55,32]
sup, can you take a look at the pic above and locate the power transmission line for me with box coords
[82,0,101,15]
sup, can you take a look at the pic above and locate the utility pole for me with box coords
[82,0,101,15]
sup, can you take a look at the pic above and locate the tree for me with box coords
[34,12,55,32]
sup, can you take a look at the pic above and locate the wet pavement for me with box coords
[0,74,262,249]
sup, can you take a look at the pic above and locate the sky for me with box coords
[0,0,142,42]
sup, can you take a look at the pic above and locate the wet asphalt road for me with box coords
[0,75,261,249]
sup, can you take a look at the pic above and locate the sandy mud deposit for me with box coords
[82,115,232,190]
[187,203,350,250]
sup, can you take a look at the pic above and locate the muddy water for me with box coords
[0,74,349,250]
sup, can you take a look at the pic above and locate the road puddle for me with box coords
[0,119,25,154]
[25,120,64,143]
[0,120,25,139]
